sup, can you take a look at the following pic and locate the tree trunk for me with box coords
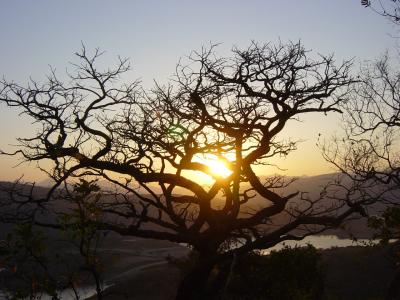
[175,255,216,300]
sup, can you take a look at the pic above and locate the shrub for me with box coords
[220,245,324,300]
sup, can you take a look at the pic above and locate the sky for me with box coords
[0,0,398,182]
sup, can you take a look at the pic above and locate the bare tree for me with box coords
[361,0,400,24]
[0,42,365,299]
[323,53,400,194]
[322,52,400,299]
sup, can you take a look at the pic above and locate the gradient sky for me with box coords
[0,0,397,182]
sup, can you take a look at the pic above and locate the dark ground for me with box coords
[85,238,397,300]
[0,231,397,299]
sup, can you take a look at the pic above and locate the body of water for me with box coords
[261,235,383,254]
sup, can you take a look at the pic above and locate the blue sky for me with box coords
[0,0,397,181]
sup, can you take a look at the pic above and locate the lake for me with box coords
[260,234,379,254]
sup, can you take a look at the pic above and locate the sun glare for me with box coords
[193,154,233,178]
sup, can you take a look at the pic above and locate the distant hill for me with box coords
[0,173,387,239]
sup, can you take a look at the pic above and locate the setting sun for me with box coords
[193,154,233,178]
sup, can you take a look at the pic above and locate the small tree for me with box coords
[59,179,105,299]
[0,223,60,299]
[323,52,400,299]
[0,180,106,300]
[0,42,366,299]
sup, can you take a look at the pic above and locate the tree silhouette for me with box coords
[323,52,400,300]
[0,42,366,299]
[361,0,400,24]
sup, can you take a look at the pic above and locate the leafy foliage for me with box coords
[220,245,324,300]
[0,223,60,299]
[0,180,106,299]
